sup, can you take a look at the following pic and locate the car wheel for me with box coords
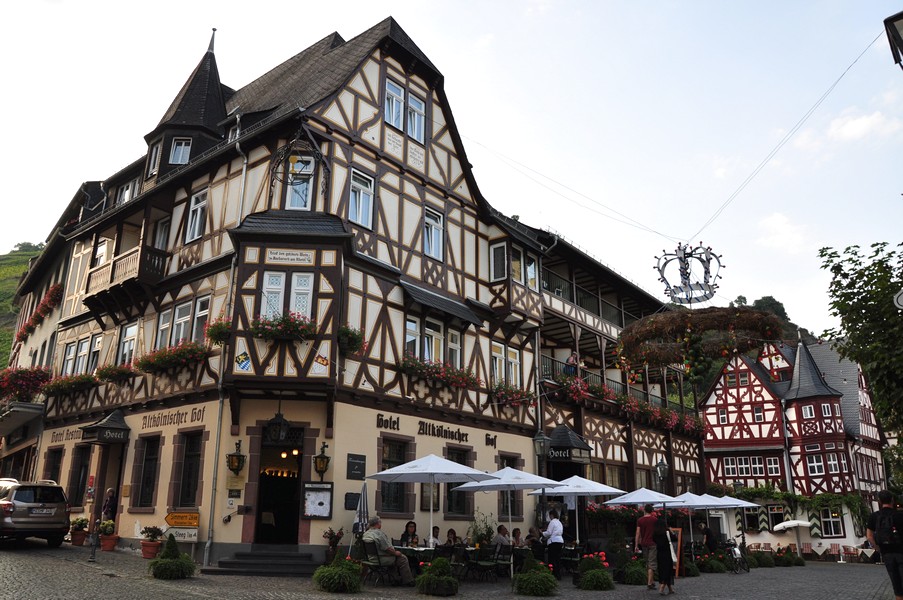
[46,536,64,548]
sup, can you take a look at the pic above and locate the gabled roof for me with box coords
[783,341,842,401]
[807,341,863,436]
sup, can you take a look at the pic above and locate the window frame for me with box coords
[827,453,839,474]
[185,189,208,243]
[506,346,521,387]
[821,403,832,417]
[290,272,313,317]
[423,319,443,363]
[753,406,764,423]
[380,437,409,514]
[169,138,192,165]
[806,454,825,476]
[191,295,210,343]
[153,218,171,251]
[751,456,764,476]
[510,246,524,283]
[525,254,538,291]
[723,457,737,477]
[768,504,785,530]
[407,93,426,143]
[262,272,286,319]
[405,317,420,359]
[491,341,505,386]
[444,447,472,517]
[489,243,507,282]
[286,154,315,211]
[385,79,405,130]
[447,330,461,368]
[176,431,203,508]
[820,507,844,537]
[802,405,815,419]
[86,334,102,373]
[349,170,374,229]
[67,445,91,508]
[423,209,444,261]
[62,342,76,376]
[155,308,172,350]
[146,142,161,177]
[171,302,192,346]
[74,338,90,374]
[136,436,161,508]
[117,321,138,365]
[718,408,727,425]
[737,456,751,477]
[767,457,781,477]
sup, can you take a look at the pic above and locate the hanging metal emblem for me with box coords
[655,242,724,305]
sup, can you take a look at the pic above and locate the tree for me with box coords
[751,296,789,322]
[731,295,748,307]
[12,242,43,253]
[819,243,903,430]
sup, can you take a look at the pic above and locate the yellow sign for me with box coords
[165,512,200,528]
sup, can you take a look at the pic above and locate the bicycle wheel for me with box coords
[730,554,740,574]
[738,556,749,573]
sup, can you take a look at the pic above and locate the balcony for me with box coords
[541,268,638,328]
[85,246,168,297]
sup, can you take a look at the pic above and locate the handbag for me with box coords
[668,531,677,563]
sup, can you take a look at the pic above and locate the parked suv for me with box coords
[0,478,70,547]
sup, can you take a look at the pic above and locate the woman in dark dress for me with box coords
[652,518,675,595]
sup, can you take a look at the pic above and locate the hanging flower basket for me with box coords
[204,317,232,346]
[337,325,366,355]
[489,382,536,407]
[554,375,589,402]
[249,312,316,341]
[0,366,51,402]
[399,353,480,390]
[14,284,63,344]
[95,364,136,384]
[135,341,208,374]
[41,374,99,396]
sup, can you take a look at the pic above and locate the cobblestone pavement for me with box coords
[0,538,894,600]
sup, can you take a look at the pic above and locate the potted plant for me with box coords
[249,312,316,341]
[149,533,196,579]
[95,363,136,384]
[415,557,459,596]
[312,551,362,592]
[69,517,89,546]
[140,525,165,559]
[134,340,208,374]
[322,526,344,564]
[41,373,99,396]
[204,317,231,346]
[337,324,365,355]
[98,519,118,551]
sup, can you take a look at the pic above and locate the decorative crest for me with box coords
[654,242,724,305]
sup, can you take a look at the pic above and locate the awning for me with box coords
[0,402,44,437]
[547,424,592,464]
[80,408,130,444]
[399,280,483,327]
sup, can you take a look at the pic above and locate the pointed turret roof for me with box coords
[783,341,842,401]
[148,29,227,140]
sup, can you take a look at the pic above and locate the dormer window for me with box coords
[227,125,239,142]
[286,155,314,210]
[385,78,427,144]
[146,142,161,177]
[116,179,137,205]
[170,138,192,165]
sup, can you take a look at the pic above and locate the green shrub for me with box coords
[577,551,609,574]
[149,534,196,580]
[793,554,806,566]
[514,565,558,596]
[699,558,727,573]
[683,562,701,577]
[623,559,648,585]
[605,525,630,573]
[577,568,614,591]
[745,554,759,568]
[415,557,458,596]
[754,552,775,568]
[313,556,362,593]
[774,553,793,567]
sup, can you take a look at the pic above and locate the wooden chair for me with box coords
[842,545,859,563]
[361,539,396,585]
[559,544,583,574]
[761,542,773,553]
[494,544,514,577]
[801,542,813,558]
[787,544,798,555]
[468,544,500,581]
[746,542,761,553]
[829,543,841,561]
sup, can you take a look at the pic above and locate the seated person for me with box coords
[525,526,545,560]
[444,528,462,546]
[362,516,414,586]
[399,521,419,547]
[426,525,442,548]
[511,527,525,548]
[491,524,511,546]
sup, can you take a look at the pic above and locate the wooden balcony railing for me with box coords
[85,246,168,296]
[541,268,640,328]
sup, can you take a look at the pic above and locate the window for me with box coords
[44,448,63,483]
[385,79,404,129]
[491,342,505,386]
[349,170,374,228]
[840,453,849,473]
[191,296,210,343]
[423,209,443,260]
[147,142,161,177]
[117,322,137,365]
[768,505,785,530]
[67,445,91,507]
[262,272,285,319]
[725,373,736,387]
[62,343,76,376]
[605,464,627,491]
[291,273,313,317]
[739,372,749,386]
[753,406,764,422]
[751,456,764,476]
[490,243,506,282]
[185,190,207,242]
[507,347,521,387]
[94,241,108,267]
[636,469,653,491]
[407,94,425,143]
[153,218,170,251]
[177,433,203,507]
[723,457,737,477]
[380,438,407,513]
[286,155,314,210]
[827,453,839,474]
[804,443,820,452]
[737,456,751,477]
[74,338,90,374]
[498,455,522,518]
[116,179,137,205]
[807,454,825,476]
[155,308,172,350]
[423,320,443,362]
[169,138,192,164]
[767,457,781,476]
[824,442,835,449]
[742,507,758,531]
[511,247,523,283]
[802,405,815,419]
[525,254,538,290]
[718,408,727,425]
[820,507,844,537]
[87,334,101,373]
[446,448,470,515]
[171,302,192,345]
[405,317,420,358]
[447,330,461,368]
[137,437,160,508]
[821,403,832,417]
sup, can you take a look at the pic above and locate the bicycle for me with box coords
[722,535,750,574]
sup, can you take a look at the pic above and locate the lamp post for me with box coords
[533,429,551,525]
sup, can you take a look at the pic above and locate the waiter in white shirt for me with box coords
[542,509,564,580]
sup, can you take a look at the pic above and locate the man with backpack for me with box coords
[867,490,903,599]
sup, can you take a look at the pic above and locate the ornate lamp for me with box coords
[313,442,331,481]
[733,480,744,493]
[226,441,246,476]
[655,458,669,491]
[532,430,551,473]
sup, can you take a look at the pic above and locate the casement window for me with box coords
[802,405,815,419]
[447,330,461,368]
[290,273,313,317]
[171,302,192,345]
[407,94,425,143]
[136,437,161,508]
[116,179,137,205]
[821,403,832,417]
[525,254,538,291]
[191,296,210,343]
[718,408,727,425]
[807,454,825,476]
[742,507,758,531]
[153,218,170,251]
[385,79,404,130]
[605,465,627,491]
[380,438,408,513]
[511,247,524,283]
[768,505,785,530]
[445,448,472,516]
[753,406,764,422]
[507,347,521,387]
[405,317,420,358]
[737,456,751,477]
[840,453,849,473]
[804,443,820,452]
[177,432,203,507]
[491,341,505,386]
[498,454,522,518]
[725,373,736,387]
[67,445,91,507]
[262,272,285,319]
[423,209,444,260]
[824,442,835,449]
[74,338,90,374]
[739,372,749,386]
[489,243,507,282]
[820,507,844,537]
[86,334,102,374]
[43,449,63,483]
[349,170,374,229]
[155,308,172,350]
[286,155,314,210]
[117,322,137,365]
[751,456,765,476]
[62,343,76,376]
[146,142,161,177]
[169,138,192,164]
[423,319,443,362]
[94,241,108,267]
[185,190,207,242]
[767,457,781,476]
[723,457,737,477]
[827,453,839,474]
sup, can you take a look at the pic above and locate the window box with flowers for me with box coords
[0,366,51,402]
[337,325,366,355]
[399,353,480,390]
[14,284,63,344]
[554,375,589,403]
[134,340,208,375]
[489,382,536,408]
[95,363,136,384]
[250,312,317,341]
[587,383,618,402]
[42,373,99,396]
[204,317,231,346]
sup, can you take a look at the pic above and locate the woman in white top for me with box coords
[542,509,564,580]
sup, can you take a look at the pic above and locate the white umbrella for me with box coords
[455,467,563,580]
[368,454,498,545]
[529,475,625,545]
[773,519,812,532]
[673,492,723,560]
[603,487,684,506]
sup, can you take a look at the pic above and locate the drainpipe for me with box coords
[204,119,249,567]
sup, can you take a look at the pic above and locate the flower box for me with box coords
[135,341,208,374]
[0,366,51,402]
[399,353,480,390]
[204,317,231,346]
[249,312,316,341]
[95,364,136,384]
[42,374,99,396]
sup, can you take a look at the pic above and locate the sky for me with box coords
[2,1,901,336]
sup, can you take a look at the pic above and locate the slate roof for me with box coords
[548,424,592,451]
[783,341,842,401]
[742,354,791,399]
[399,280,482,327]
[808,341,862,436]
[230,211,351,238]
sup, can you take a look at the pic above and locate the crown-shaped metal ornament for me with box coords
[655,242,724,305]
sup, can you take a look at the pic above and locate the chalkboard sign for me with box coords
[347,454,366,480]
[345,492,361,511]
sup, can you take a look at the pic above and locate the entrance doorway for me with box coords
[255,434,304,544]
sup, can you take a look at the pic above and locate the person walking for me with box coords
[635,504,658,590]
[867,490,903,600]
[542,509,564,580]
[653,518,676,595]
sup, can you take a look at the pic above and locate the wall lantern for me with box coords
[313,442,331,481]
[655,458,670,487]
[226,441,246,476]
[733,480,745,494]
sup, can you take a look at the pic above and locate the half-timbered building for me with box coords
[4,18,703,568]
